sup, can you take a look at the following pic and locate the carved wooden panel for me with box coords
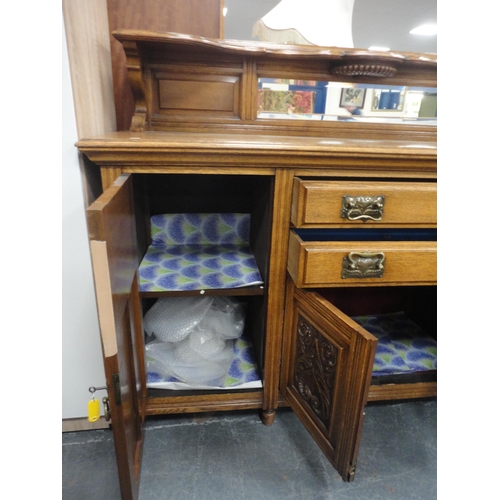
[292,314,338,429]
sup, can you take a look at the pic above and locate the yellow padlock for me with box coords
[88,398,100,422]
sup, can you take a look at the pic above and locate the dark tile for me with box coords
[62,428,122,500]
[63,400,437,500]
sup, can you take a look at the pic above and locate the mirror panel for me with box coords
[257,79,437,124]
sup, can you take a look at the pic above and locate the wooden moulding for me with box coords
[145,390,264,415]
[367,382,437,401]
[75,131,437,180]
[111,29,437,140]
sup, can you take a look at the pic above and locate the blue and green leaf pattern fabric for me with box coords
[139,214,264,291]
[351,311,437,376]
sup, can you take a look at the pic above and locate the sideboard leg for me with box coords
[261,409,275,426]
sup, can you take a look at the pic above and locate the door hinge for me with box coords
[112,373,122,405]
[348,463,356,482]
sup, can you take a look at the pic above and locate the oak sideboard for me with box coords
[77,30,437,499]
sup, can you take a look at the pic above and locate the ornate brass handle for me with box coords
[342,251,385,279]
[341,195,385,222]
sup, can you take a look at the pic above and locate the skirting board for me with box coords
[62,417,110,432]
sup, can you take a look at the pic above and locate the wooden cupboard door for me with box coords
[87,174,146,500]
[281,279,377,481]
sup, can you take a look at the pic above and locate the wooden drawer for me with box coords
[287,230,437,287]
[291,178,437,228]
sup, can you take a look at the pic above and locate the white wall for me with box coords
[62,19,106,421]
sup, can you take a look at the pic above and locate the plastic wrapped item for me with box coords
[197,297,246,340]
[184,328,226,359]
[143,296,213,342]
[149,338,235,386]
[145,296,249,388]
[145,333,234,386]
[146,335,263,390]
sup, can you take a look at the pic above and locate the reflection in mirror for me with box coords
[257,79,437,124]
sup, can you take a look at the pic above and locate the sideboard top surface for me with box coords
[77,131,436,177]
[77,131,436,156]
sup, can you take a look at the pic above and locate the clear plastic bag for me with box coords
[144,296,246,387]
[146,336,234,386]
[143,296,213,342]
[197,296,246,340]
[184,327,226,359]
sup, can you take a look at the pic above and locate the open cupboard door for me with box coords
[87,174,146,500]
[282,278,377,482]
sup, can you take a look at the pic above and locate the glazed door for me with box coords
[87,174,146,500]
[281,278,377,482]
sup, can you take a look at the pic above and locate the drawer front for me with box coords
[288,231,436,287]
[291,178,437,228]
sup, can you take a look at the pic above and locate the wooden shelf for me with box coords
[140,285,265,299]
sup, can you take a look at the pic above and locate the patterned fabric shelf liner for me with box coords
[139,213,264,292]
[351,311,437,376]
[146,334,263,390]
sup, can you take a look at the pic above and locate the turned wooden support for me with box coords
[261,410,276,426]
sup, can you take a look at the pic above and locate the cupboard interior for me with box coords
[131,173,275,398]
[315,285,437,392]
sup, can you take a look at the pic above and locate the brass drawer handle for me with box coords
[342,251,385,279]
[341,195,385,222]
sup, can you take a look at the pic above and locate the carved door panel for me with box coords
[87,174,146,500]
[282,278,377,481]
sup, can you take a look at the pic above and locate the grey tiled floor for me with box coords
[62,400,436,500]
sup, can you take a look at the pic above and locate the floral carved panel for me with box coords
[293,314,338,429]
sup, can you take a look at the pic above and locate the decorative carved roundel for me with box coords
[331,64,398,78]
